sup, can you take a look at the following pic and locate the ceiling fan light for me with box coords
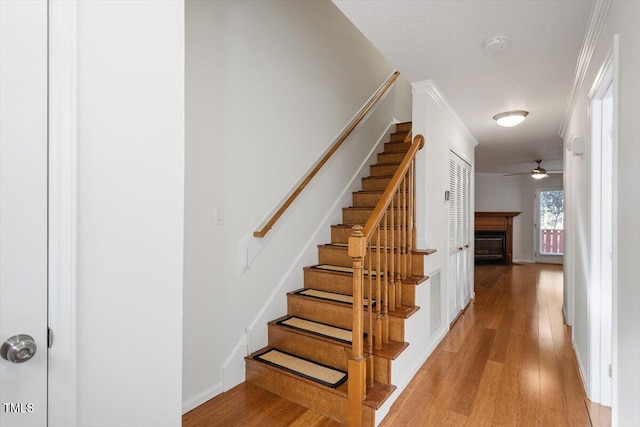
[493,110,529,127]
[531,170,548,179]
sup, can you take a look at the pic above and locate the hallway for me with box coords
[183,264,609,426]
[381,263,607,426]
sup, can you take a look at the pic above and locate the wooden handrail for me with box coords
[254,71,401,238]
[362,135,424,242]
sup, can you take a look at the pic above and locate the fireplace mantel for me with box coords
[475,211,521,264]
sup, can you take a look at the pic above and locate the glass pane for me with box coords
[539,190,564,255]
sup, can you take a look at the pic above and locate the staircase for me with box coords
[245,122,434,426]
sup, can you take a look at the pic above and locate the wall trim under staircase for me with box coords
[182,382,223,415]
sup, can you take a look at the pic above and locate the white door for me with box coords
[0,1,49,425]
[448,152,472,322]
[448,157,461,321]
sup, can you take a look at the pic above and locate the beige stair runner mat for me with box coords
[277,316,353,344]
[253,348,347,388]
[295,288,375,306]
[313,264,380,276]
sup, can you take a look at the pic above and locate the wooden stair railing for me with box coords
[347,133,424,427]
[254,71,401,238]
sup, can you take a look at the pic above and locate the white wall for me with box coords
[75,1,184,426]
[563,0,640,423]
[475,173,564,263]
[184,0,411,411]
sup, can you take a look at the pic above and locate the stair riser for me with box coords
[378,152,407,164]
[268,324,349,371]
[389,132,408,142]
[318,246,425,277]
[370,163,400,177]
[384,141,411,152]
[362,177,392,191]
[352,192,404,208]
[304,268,353,294]
[245,359,348,424]
[342,208,407,225]
[303,268,418,304]
[287,295,405,341]
[288,295,354,330]
[395,122,411,132]
[331,226,399,245]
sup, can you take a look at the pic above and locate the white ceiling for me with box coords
[333,0,595,174]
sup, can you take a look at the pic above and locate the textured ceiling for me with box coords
[333,0,594,174]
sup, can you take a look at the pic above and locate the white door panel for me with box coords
[448,152,472,322]
[0,1,49,425]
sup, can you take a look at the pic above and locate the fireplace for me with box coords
[475,230,506,264]
[474,211,521,264]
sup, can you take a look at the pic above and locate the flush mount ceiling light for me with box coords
[493,110,529,127]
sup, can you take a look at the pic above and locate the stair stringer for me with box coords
[220,121,398,394]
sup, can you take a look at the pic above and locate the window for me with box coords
[538,189,564,255]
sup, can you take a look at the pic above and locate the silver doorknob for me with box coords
[1,334,37,363]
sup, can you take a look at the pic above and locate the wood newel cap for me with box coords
[348,225,367,258]
[416,134,425,150]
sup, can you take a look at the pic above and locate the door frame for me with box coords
[534,187,564,264]
[48,1,78,425]
[586,35,618,409]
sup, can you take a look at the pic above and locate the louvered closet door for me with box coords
[448,152,473,322]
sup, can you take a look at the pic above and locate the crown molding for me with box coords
[412,79,479,147]
[558,0,612,137]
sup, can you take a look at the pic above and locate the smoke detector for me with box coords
[484,35,508,52]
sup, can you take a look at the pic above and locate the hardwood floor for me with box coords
[183,263,610,426]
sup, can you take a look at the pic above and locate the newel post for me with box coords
[348,225,367,427]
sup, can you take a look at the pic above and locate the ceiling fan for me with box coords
[503,160,562,179]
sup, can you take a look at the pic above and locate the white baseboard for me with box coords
[513,258,535,263]
[562,304,571,325]
[182,382,223,414]
[573,339,589,398]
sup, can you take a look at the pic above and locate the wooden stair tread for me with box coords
[413,248,437,255]
[270,315,356,345]
[246,348,348,397]
[247,352,397,410]
[363,382,397,410]
[308,264,428,279]
[371,340,409,360]
[290,284,418,320]
[307,264,429,286]
[363,175,394,180]
[371,162,401,167]
[354,189,408,194]
[290,287,376,307]
[270,314,409,361]
[388,305,420,319]
[251,347,347,388]
[344,206,409,211]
